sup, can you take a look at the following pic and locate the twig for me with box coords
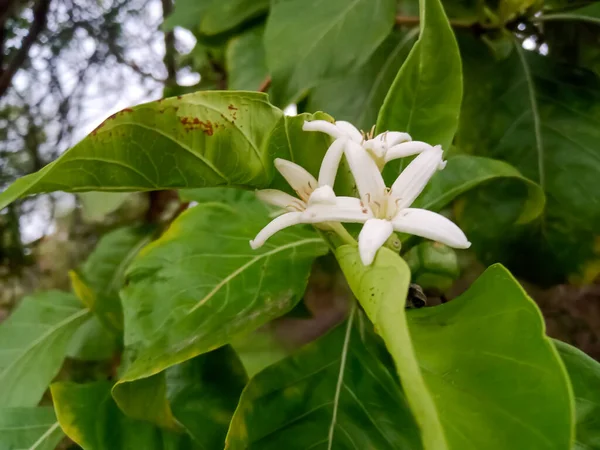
[257,76,271,93]
[0,0,51,97]
[161,0,177,87]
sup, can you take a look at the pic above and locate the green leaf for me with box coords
[336,246,446,449]
[415,155,544,223]
[0,407,64,450]
[66,316,119,361]
[457,36,600,283]
[307,29,419,131]
[264,0,396,106]
[200,0,269,36]
[0,291,89,407]
[113,190,327,425]
[377,0,462,151]
[539,2,600,25]
[78,191,132,222]
[337,246,574,449]
[226,308,422,449]
[226,26,268,91]
[163,0,213,31]
[73,225,156,331]
[51,381,197,450]
[554,340,600,450]
[230,329,288,378]
[0,91,283,211]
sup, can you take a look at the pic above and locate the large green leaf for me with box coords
[264,0,396,106]
[554,340,600,450]
[0,407,64,450]
[0,291,89,407]
[226,26,268,91]
[72,225,156,331]
[226,308,422,449]
[200,0,269,36]
[0,91,283,211]
[377,0,462,151]
[113,190,327,424]
[163,0,213,31]
[51,381,197,450]
[307,29,419,131]
[337,245,574,449]
[457,36,600,283]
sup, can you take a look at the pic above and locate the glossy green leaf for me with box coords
[226,308,422,449]
[554,340,600,450]
[457,36,600,283]
[51,381,197,450]
[307,29,419,131]
[337,245,574,449]
[411,154,545,226]
[0,291,89,407]
[336,246,446,449]
[230,329,288,378]
[377,0,462,151]
[539,2,600,25]
[264,0,396,106]
[113,190,327,424]
[163,0,213,31]
[73,225,156,331]
[226,26,268,91]
[0,407,64,450]
[200,0,269,36]
[0,91,283,211]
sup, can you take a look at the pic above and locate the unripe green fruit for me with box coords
[404,242,460,292]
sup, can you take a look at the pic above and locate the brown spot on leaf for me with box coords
[179,117,214,135]
[228,104,238,110]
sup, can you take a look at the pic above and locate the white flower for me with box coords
[251,140,470,266]
[303,119,435,173]
[343,140,470,265]
[250,158,371,249]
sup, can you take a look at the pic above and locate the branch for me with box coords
[161,0,177,87]
[257,76,271,93]
[0,0,51,97]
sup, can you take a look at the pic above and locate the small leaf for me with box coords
[226,308,422,449]
[539,2,600,25]
[226,25,268,91]
[377,0,462,151]
[0,291,89,407]
[51,381,197,450]
[0,407,64,450]
[0,91,283,211]
[113,190,326,425]
[554,339,600,449]
[264,0,396,106]
[66,316,119,361]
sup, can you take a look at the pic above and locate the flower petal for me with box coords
[307,185,337,205]
[384,141,434,163]
[391,146,445,209]
[345,140,386,205]
[274,158,317,202]
[391,208,471,248]
[302,196,372,223]
[255,189,304,211]
[302,120,345,139]
[250,212,303,249]
[358,218,394,266]
[335,121,363,142]
[318,138,346,188]
[373,131,412,147]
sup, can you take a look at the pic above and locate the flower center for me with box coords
[365,189,400,220]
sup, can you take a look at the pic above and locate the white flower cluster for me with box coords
[250,120,470,266]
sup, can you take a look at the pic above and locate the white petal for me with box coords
[384,141,434,163]
[274,158,317,202]
[335,121,363,142]
[358,218,394,266]
[373,131,412,147]
[307,185,337,205]
[255,189,304,211]
[250,212,303,249]
[391,146,445,209]
[345,140,386,205]
[391,208,471,249]
[301,197,372,223]
[302,120,345,139]
[318,138,346,188]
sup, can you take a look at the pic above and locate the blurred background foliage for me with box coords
[0,0,599,417]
